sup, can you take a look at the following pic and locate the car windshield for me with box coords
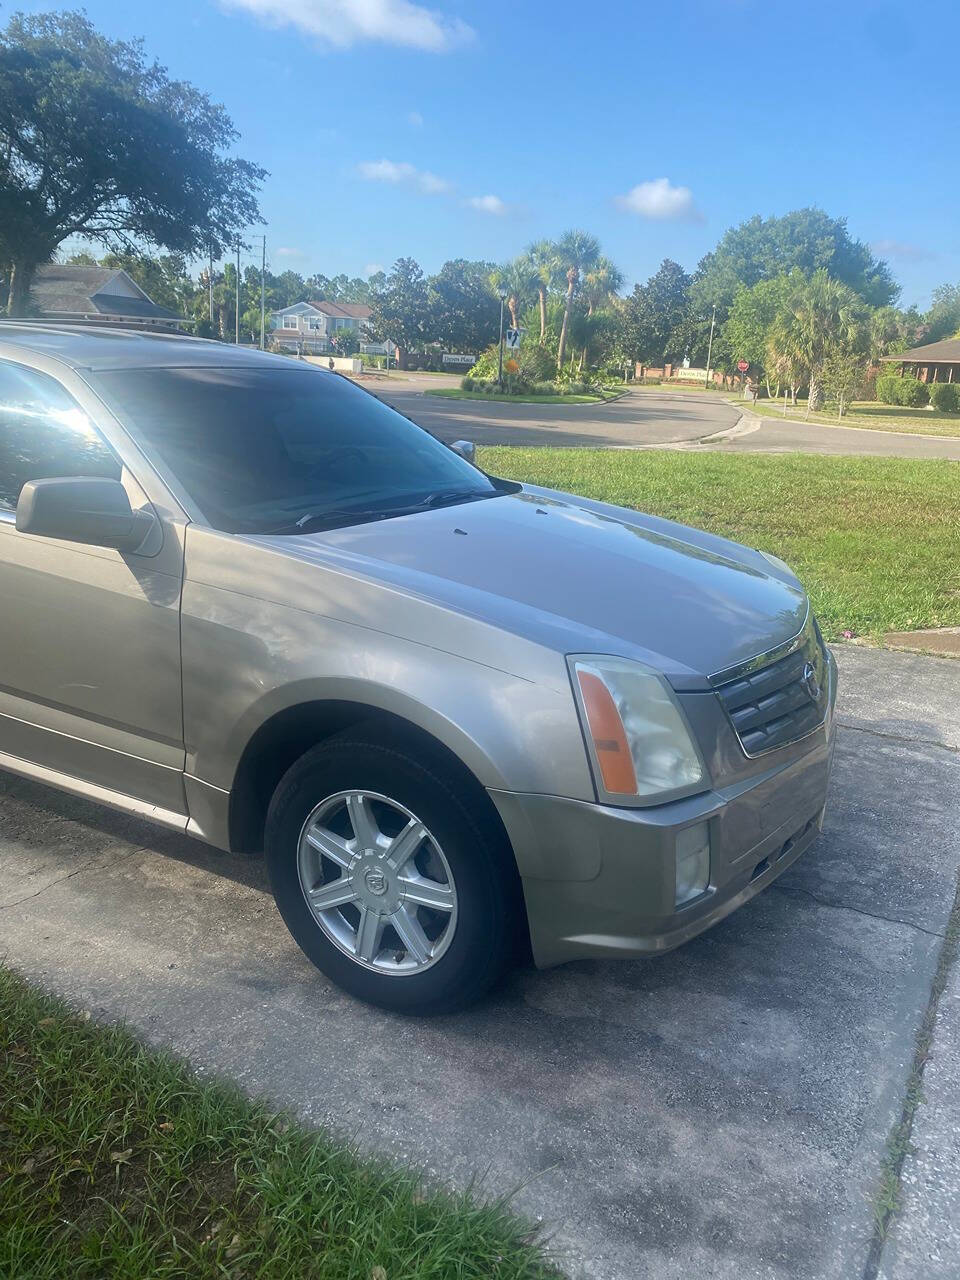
[89,363,499,534]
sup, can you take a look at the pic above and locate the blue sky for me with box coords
[24,0,959,307]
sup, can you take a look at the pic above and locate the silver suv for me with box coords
[0,326,836,1013]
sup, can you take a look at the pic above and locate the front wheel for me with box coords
[264,735,521,1014]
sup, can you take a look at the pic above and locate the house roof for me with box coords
[880,338,960,363]
[30,264,181,322]
[309,300,372,319]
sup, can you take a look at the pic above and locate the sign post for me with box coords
[737,359,749,399]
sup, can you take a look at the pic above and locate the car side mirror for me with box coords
[16,477,159,555]
[450,439,476,465]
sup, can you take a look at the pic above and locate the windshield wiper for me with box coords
[419,489,495,509]
[253,489,499,536]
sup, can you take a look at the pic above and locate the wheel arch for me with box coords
[227,696,514,862]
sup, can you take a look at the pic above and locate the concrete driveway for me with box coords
[369,377,960,460]
[2,646,959,1279]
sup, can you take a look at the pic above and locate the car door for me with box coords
[0,354,187,823]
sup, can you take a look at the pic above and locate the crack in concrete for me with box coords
[771,882,947,940]
[837,720,960,757]
[0,845,145,910]
[864,868,960,1280]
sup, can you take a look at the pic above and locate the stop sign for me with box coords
[737,359,749,373]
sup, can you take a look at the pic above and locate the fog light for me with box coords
[675,822,710,906]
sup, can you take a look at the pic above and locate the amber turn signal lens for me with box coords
[576,668,638,795]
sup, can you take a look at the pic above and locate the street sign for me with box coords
[737,359,749,373]
[505,328,522,349]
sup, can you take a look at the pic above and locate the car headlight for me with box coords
[568,655,706,805]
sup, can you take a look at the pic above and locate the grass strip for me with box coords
[479,448,960,641]
[0,967,560,1280]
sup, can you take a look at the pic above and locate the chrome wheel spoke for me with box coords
[298,790,457,976]
[304,825,353,869]
[307,875,357,910]
[355,906,384,963]
[398,873,455,912]
[346,792,380,850]
[391,905,433,964]
[385,818,427,871]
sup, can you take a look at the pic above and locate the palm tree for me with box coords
[489,258,538,331]
[581,257,624,316]
[576,256,624,369]
[525,238,558,343]
[769,270,868,415]
[555,230,601,370]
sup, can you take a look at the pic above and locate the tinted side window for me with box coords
[0,360,121,512]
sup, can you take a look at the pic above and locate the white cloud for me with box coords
[871,238,934,263]
[407,110,424,126]
[275,246,305,258]
[221,0,474,52]
[357,158,450,194]
[466,194,507,216]
[363,262,384,277]
[616,177,701,221]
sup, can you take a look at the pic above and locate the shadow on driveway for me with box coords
[2,647,959,1279]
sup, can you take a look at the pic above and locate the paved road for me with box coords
[367,376,960,460]
[3,646,959,1279]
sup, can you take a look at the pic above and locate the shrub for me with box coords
[564,381,590,395]
[896,375,930,408]
[876,373,928,407]
[929,381,960,412]
[531,381,558,396]
[460,375,474,390]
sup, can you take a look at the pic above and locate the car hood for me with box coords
[272,486,807,686]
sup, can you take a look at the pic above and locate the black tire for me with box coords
[264,733,521,1014]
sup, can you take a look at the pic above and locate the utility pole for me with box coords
[705,303,717,387]
[259,235,266,351]
[235,241,241,344]
[208,247,214,329]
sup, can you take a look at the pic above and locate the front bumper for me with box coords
[490,657,837,969]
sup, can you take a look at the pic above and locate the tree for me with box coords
[332,328,361,356]
[366,257,429,368]
[98,250,195,314]
[426,259,498,352]
[555,230,601,369]
[490,257,538,331]
[723,273,799,392]
[768,270,869,414]
[0,11,265,315]
[690,208,898,323]
[525,239,558,343]
[821,350,868,419]
[618,259,692,367]
[923,283,960,345]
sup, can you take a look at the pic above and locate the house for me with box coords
[270,300,394,356]
[880,337,960,385]
[30,265,184,330]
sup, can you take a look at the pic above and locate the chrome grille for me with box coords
[712,617,828,757]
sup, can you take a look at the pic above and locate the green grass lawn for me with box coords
[735,398,960,438]
[479,447,960,641]
[427,388,615,405]
[0,968,559,1280]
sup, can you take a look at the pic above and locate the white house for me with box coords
[270,300,394,356]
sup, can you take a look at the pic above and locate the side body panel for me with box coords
[0,352,188,817]
[179,525,595,849]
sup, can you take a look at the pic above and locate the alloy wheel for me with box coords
[296,790,458,975]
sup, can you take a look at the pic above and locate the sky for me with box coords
[17,0,959,308]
